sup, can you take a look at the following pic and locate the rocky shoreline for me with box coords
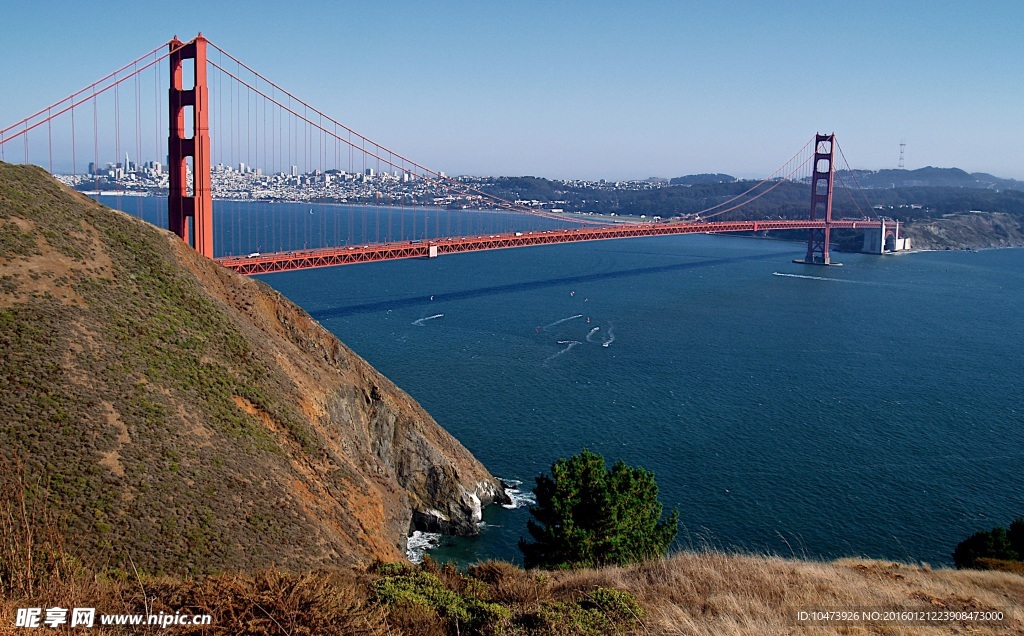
[902,211,1024,251]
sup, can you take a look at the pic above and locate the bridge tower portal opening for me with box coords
[167,35,213,258]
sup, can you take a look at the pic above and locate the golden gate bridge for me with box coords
[0,34,905,274]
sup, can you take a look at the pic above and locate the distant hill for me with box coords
[669,173,735,186]
[838,167,1024,192]
[0,163,506,576]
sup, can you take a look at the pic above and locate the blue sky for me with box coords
[2,1,1021,180]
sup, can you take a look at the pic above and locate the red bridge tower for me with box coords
[167,35,213,258]
[798,133,836,265]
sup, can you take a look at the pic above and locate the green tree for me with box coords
[519,449,678,569]
[1008,517,1024,557]
[953,525,1020,569]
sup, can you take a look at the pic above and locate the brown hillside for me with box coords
[903,211,1024,250]
[0,162,506,575]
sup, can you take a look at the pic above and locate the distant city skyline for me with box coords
[2,1,1022,181]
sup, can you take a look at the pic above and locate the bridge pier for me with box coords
[861,219,911,254]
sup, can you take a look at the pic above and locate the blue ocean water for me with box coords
[103,197,1024,566]
[94,195,570,257]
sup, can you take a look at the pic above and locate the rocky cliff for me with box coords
[0,162,506,575]
[902,211,1024,250]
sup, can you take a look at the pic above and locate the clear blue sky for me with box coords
[2,1,1021,180]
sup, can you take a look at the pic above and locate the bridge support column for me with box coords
[794,133,838,266]
[862,219,886,254]
[168,35,213,259]
[861,219,911,254]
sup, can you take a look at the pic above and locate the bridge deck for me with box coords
[216,218,883,275]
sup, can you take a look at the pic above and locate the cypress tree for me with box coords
[519,449,678,569]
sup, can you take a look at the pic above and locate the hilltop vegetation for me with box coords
[4,481,1023,634]
[478,172,1024,223]
[478,170,1024,250]
[839,166,1024,192]
[3,519,1022,636]
[520,450,678,570]
[954,517,1024,573]
[0,162,505,576]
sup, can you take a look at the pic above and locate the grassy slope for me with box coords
[0,551,1021,635]
[0,162,373,573]
[0,162,501,577]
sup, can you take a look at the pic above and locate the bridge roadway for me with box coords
[216,218,884,275]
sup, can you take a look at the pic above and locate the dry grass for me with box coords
[561,551,1024,635]
[2,463,1023,634]
[2,547,1022,635]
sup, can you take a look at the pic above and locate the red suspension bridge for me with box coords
[0,34,905,275]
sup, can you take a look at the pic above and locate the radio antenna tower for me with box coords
[898,139,906,169]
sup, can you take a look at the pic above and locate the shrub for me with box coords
[527,588,642,636]
[519,449,678,569]
[371,568,509,634]
[1009,517,1024,557]
[953,522,1022,569]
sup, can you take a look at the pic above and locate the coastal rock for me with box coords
[903,212,1024,250]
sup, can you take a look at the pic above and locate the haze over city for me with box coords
[2,0,1021,181]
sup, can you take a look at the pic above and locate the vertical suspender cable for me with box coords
[366,137,370,244]
[70,98,76,177]
[155,58,161,185]
[387,151,394,243]
[114,76,121,211]
[134,63,142,217]
[318,121,323,248]
[375,152,380,243]
[334,123,339,248]
[92,87,99,196]
[348,130,353,247]
[47,108,53,174]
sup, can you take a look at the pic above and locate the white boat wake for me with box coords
[602,325,615,348]
[773,272,852,283]
[586,326,601,342]
[412,313,444,326]
[543,314,583,329]
[544,340,582,364]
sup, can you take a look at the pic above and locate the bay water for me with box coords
[101,196,1024,567]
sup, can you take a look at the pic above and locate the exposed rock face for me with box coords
[270,291,506,536]
[903,212,1024,250]
[0,162,507,575]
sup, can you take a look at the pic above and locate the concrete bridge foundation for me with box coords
[862,219,911,254]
